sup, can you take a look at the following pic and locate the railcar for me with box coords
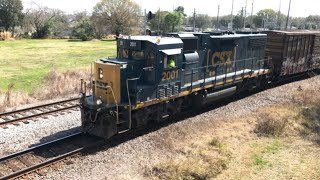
[264,30,320,78]
[80,32,270,138]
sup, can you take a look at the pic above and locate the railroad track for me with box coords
[0,98,79,128]
[0,132,104,180]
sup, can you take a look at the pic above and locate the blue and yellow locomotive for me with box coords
[80,32,270,138]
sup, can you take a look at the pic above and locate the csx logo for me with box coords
[207,50,232,65]
[206,50,234,77]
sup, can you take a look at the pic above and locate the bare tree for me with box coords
[92,0,142,35]
[24,2,67,38]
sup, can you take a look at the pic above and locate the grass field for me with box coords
[0,39,116,91]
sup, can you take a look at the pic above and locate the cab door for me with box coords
[144,51,157,84]
[160,49,182,83]
[157,49,182,98]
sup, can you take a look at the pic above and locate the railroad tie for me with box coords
[1,117,10,121]
[18,156,34,167]
[5,161,21,172]
[36,169,47,177]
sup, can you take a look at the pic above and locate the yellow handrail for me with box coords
[125,78,138,129]
[106,86,119,124]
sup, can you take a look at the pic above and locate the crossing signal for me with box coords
[147,11,156,22]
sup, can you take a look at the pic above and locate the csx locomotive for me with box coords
[79,31,320,139]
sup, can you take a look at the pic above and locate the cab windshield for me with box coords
[118,49,145,60]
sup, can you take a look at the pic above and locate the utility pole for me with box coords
[243,0,247,29]
[158,8,160,33]
[178,13,181,32]
[285,0,292,29]
[230,0,234,30]
[277,0,282,29]
[250,0,254,30]
[193,8,196,32]
[216,5,220,30]
[144,9,147,35]
[240,7,244,28]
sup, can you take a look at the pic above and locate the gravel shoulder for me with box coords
[0,111,81,156]
[1,76,319,179]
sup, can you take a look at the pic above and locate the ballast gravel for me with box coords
[0,76,319,179]
[0,111,81,156]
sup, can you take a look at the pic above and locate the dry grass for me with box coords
[149,138,230,180]
[0,68,91,112]
[254,106,298,137]
[255,78,320,138]
[146,105,320,179]
[32,68,92,99]
[0,31,14,40]
[290,79,320,106]
[300,104,320,138]
[254,104,320,141]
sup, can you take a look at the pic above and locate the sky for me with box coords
[22,0,320,17]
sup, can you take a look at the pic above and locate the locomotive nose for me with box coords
[94,61,121,107]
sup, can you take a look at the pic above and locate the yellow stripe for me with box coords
[132,71,269,110]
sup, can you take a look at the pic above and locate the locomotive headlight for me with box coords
[98,68,103,79]
[96,99,103,105]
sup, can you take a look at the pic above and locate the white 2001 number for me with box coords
[130,42,136,47]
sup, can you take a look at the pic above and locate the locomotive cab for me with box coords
[80,36,184,138]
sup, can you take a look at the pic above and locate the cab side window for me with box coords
[164,55,176,68]
[131,51,144,60]
[146,51,155,67]
[118,49,128,58]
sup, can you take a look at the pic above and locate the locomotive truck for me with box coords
[79,31,320,139]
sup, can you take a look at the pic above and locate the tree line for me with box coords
[152,8,320,32]
[0,0,142,40]
[1,0,320,41]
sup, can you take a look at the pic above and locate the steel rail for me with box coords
[0,105,78,126]
[0,98,79,117]
[0,132,82,162]
[0,132,105,180]
[0,98,79,126]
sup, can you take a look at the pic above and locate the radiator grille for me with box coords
[158,83,180,99]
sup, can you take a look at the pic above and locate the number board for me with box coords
[127,40,142,51]
[117,39,125,47]
[162,69,179,81]
[117,40,142,51]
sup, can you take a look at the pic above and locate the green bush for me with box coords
[32,22,52,39]
[72,18,95,41]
